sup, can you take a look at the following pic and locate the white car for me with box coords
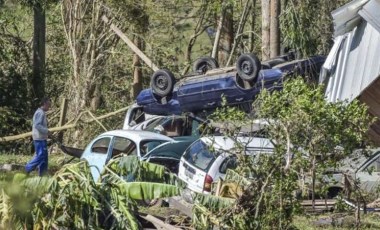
[178,136,274,193]
[123,104,208,138]
[80,130,193,181]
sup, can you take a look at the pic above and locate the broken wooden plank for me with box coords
[102,15,159,72]
[57,98,68,143]
[301,199,336,206]
[140,214,182,230]
[168,196,193,218]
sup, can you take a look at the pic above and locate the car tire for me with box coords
[193,57,219,74]
[262,58,286,68]
[236,53,261,82]
[151,69,176,97]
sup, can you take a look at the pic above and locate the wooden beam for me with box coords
[101,15,159,72]
[140,214,182,230]
[57,98,68,142]
[0,106,130,143]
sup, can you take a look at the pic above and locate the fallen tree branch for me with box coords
[0,106,130,142]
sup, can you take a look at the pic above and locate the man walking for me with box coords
[25,98,51,176]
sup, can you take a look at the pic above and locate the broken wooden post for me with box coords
[101,15,159,72]
[215,178,223,196]
[58,98,68,143]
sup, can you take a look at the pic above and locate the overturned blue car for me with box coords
[136,53,325,115]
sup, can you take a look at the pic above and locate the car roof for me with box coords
[338,148,380,172]
[99,130,174,142]
[200,136,273,151]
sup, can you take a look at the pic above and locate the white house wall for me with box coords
[324,18,380,103]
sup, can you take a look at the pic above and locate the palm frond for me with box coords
[194,192,235,212]
[224,169,251,186]
[117,181,180,200]
[104,156,186,188]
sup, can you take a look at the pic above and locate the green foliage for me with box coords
[254,78,373,161]
[280,0,351,57]
[0,3,33,151]
[193,78,374,229]
[0,155,183,229]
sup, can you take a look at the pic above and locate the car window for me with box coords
[111,137,135,158]
[161,117,185,137]
[91,137,111,154]
[183,140,217,171]
[219,156,237,174]
[143,117,166,131]
[129,107,145,126]
[140,140,168,156]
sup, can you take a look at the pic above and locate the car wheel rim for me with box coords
[156,75,168,90]
[199,64,210,73]
[241,60,253,75]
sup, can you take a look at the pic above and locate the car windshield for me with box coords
[142,117,167,131]
[145,116,188,137]
[140,140,169,156]
[183,140,218,171]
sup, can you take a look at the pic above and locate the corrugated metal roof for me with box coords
[332,0,369,36]
[322,0,380,103]
[359,0,380,32]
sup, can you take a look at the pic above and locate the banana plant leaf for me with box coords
[105,155,186,188]
[107,156,165,181]
[224,169,251,186]
[116,181,180,200]
[194,192,235,212]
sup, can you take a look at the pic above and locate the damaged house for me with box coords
[320,0,380,145]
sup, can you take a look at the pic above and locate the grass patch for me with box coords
[0,152,80,181]
[293,213,380,229]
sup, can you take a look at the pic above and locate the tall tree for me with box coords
[270,0,280,57]
[212,7,225,60]
[132,36,143,99]
[61,0,118,114]
[261,0,270,60]
[32,1,45,103]
[218,7,233,66]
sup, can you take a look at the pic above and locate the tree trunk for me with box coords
[218,7,233,66]
[261,0,270,61]
[212,8,226,61]
[270,0,280,58]
[32,2,46,104]
[61,1,118,145]
[132,36,143,99]
[249,0,257,53]
[226,0,252,66]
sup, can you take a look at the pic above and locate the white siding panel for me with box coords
[325,22,380,102]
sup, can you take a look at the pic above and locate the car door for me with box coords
[210,156,237,182]
[177,77,209,112]
[178,74,239,112]
[198,74,235,109]
[84,136,138,182]
[356,151,380,193]
[84,136,112,182]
